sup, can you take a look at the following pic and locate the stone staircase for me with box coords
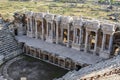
[0,26,22,62]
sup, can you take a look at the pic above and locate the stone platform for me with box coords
[15,36,103,65]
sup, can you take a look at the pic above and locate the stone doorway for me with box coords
[88,31,96,53]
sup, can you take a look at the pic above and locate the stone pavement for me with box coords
[15,36,103,65]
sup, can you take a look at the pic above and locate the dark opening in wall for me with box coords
[55,58,58,64]
[76,65,82,71]
[14,29,18,35]
[45,55,49,60]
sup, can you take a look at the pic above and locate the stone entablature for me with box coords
[53,15,61,22]
[15,11,120,59]
[44,13,54,23]
[35,12,45,20]
[72,18,83,27]
[26,11,34,18]
[60,16,73,26]
[85,20,100,32]
[101,23,116,34]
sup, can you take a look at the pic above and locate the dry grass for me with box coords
[0,1,119,21]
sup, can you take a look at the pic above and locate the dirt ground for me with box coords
[8,56,68,80]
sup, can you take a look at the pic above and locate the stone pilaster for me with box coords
[27,18,30,36]
[42,20,44,40]
[46,21,48,37]
[51,23,53,40]
[30,18,33,37]
[61,28,63,43]
[84,31,88,53]
[79,29,82,45]
[67,25,70,47]
[35,19,38,39]
[101,34,106,51]
[94,31,98,54]
[73,28,76,43]
[109,34,113,53]
[56,22,59,44]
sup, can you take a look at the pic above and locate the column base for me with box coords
[72,43,81,50]
[46,37,54,43]
[67,43,70,48]
[27,31,33,38]
[99,50,110,59]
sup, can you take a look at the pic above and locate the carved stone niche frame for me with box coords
[72,18,83,29]
[35,12,45,21]
[44,13,54,23]
[85,20,100,32]
[101,23,116,34]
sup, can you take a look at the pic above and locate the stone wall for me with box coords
[13,11,120,59]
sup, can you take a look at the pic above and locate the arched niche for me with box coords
[36,20,42,39]
[88,31,96,51]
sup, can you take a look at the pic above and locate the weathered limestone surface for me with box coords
[24,12,120,59]
[15,36,103,65]
[56,55,120,80]
[12,12,120,80]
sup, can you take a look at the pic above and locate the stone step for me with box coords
[0,27,19,57]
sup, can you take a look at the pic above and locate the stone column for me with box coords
[30,18,33,37]
[109,34,113,53]
[73,27,76,43]
[39,50,41,58]
[42,20,44,40]
[79,28,82,45]
[101,34,106,51]
[27,19,30,31]
[34,49,36,57]
[35,19,38,39]
[94,31,98,54]
[61,27,63,43]
[46,21,48,37]
[51,22,53,40]
[84,30,89,53]
[27,18,29,35]
[56,22,59,44]
[67,25,70,47]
